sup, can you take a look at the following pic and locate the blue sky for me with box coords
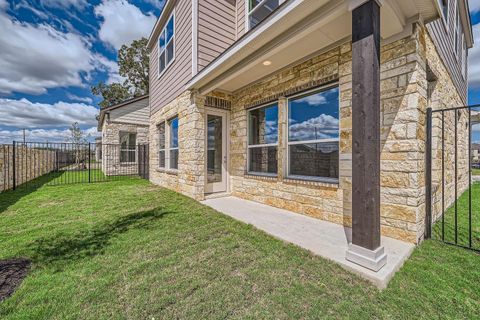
[0,0,479,143]
[0,0,164,143]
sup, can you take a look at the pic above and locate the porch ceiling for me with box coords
[187,0,441,95]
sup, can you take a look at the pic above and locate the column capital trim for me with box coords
[348,0,383,12]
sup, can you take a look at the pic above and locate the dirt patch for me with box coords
[0,258,31,302]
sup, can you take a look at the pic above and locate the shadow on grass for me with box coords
[0,172,62,215]
[28,207,171,269]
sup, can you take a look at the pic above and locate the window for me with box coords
[462,39,467,78]
[287,86,339,181]
[441,0,448,22]
[248,0,280,29]
[247,103,278,175]
[455,10,461,57]
[158,122,166,167]
[158,13,175,76]
[119,132,136,163]
[168,117,179,169]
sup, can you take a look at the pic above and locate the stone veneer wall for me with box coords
[146,23,467,244]
[425,29,469,229]
[149,91,207,200]
[101,121,149,176]
[228,23,449,243]
[1,144,57,192]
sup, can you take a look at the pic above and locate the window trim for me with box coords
[157,10,176,79]
[286,84,340,183]
[245,0,284,31]
[158,122,166,168]
[167,116,179,170]
[119,131,137,164]
[246,102,279,176]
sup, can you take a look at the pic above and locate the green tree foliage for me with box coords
[92,38,149,109]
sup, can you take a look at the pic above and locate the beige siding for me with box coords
[150,0,192,115]
[426,1,468,103]
[197,0,236,71]
[236,0,245,39]
[109,98,149,125]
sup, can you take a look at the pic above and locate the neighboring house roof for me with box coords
[97,94,149,131]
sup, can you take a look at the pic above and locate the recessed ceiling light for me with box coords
[263,60,272,66]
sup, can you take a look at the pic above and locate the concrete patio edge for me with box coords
[201,196,415,289]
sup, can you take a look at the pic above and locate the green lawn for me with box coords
[432,183,480,249]
[1,178,479,319]
[471,168,480,176]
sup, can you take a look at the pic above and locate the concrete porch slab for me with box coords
[201,196,415,289]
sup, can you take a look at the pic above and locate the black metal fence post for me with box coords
[88,143,91,183]
[425,108,432,239]
[12,141,16,190]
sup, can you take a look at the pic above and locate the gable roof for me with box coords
[97,94,149,131]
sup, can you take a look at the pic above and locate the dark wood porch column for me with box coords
[346,0,386,271]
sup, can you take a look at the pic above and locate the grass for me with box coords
[432,183,480,250]
[0,178,479,319]
[471,168,480,176]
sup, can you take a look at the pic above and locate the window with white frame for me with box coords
[248,0,280,29]
[247,103,278,175]
[441,0,448,22]
[158,122,166,168]
[168,117,179,169]
[287,86,339,181]
[455,10,461,58]
[119,132,136,163]
[158,13,175,76]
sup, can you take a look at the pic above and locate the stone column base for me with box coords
[346,244,387,272]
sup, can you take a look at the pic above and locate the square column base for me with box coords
[346,244,387,272]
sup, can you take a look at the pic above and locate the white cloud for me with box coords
[469,0,480,13]
[289,114,339,141]
[0,5,119,95]
[66,93,93,104]
[295,94,327,106]
[143,0,166,9]
[0,98,99,128]
[40,0,88,9]
[0,127,99,144]
[469,23,480,89]
[95,0,157,50]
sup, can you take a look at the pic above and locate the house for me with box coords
[146,0,473,271]
[97,94,149,175]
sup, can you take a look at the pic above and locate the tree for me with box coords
[92,37,149,109]
[118,38,149,96]
[68,122,88,168]
[91,82,131,109]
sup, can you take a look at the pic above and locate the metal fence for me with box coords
[0,142,149,191]
[425,105,479,252]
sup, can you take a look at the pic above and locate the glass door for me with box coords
[205,110,227,193]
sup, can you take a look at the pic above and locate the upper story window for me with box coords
[248,0,280,29]
[119,132,136,163]
[158,12,175,77]
[441,0,448,22]
[247,103,278,175]
[287,86,339,181]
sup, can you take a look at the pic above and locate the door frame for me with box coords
[204,107,230,194]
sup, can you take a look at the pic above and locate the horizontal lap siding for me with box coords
[150,0,192,115]
[426,3,467,103]
[109,98,149,125]
[236,0,245,39]
[198,0,236,71]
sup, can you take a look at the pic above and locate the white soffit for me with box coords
[190,0,439,94]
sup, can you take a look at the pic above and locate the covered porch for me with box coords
[202,196,414,288]
[193,0,442,273]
